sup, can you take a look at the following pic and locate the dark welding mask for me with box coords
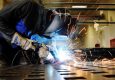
[43,8,71,37]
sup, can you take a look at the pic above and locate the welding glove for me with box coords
[11,32,35,50]
[30,33,50,44]
[38,43,49,59]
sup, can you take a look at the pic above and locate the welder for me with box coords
[0,0,71,66]
[0,0,49,66]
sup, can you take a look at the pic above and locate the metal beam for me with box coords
[77,22,115,24]
[45,2,115,5]
[48,7,115,11]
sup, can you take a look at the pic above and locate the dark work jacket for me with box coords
[0,0,48,43]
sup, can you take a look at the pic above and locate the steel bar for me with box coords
[45,2,115,5]
[48,7,115,11]
[77,22,115,24]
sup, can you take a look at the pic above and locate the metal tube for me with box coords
[77,22,115,24]
[45,2,115,5]
[48,7,115,11]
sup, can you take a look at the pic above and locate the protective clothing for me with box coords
[0,0,48,43]
[39,44,49,59]
[11,32,35,50]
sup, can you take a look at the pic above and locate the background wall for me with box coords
[0,0,3,10]
[80,0,115,48]
[83,25,98,48]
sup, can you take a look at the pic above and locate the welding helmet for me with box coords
[26,6,71,38]
[43,8,71,37]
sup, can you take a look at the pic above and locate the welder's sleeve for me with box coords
[0,0,33,43]
[0,18,15,42]
[11,32,35,50]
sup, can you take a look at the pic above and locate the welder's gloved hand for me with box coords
[30,34,50,44]
[38,44,49,59]
[30,34,41,43]
[39,45,49,64]
[11,32,35,50]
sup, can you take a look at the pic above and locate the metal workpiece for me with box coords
[0,62,115,80]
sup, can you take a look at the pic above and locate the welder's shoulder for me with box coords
[9,0,35,8]
[21,0,40,5]
[15,0,34,6]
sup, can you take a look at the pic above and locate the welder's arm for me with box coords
[11,32,35,50]
[0,0,34,43]
[0,18,15,43]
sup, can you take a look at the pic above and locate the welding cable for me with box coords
[31,51,36,64]
[11,50,22,66]
[23,51,32,64]
[85,51,91,61]
[107,50,113,57]
[67,17,71,35]
[84,52,88,61]
[21,50,29,64]
[11,49,33,66]
[64,8,67,22]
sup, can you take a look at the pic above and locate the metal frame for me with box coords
[48,7,115,11]
[77,22,115,24]
[45,2,115,5]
